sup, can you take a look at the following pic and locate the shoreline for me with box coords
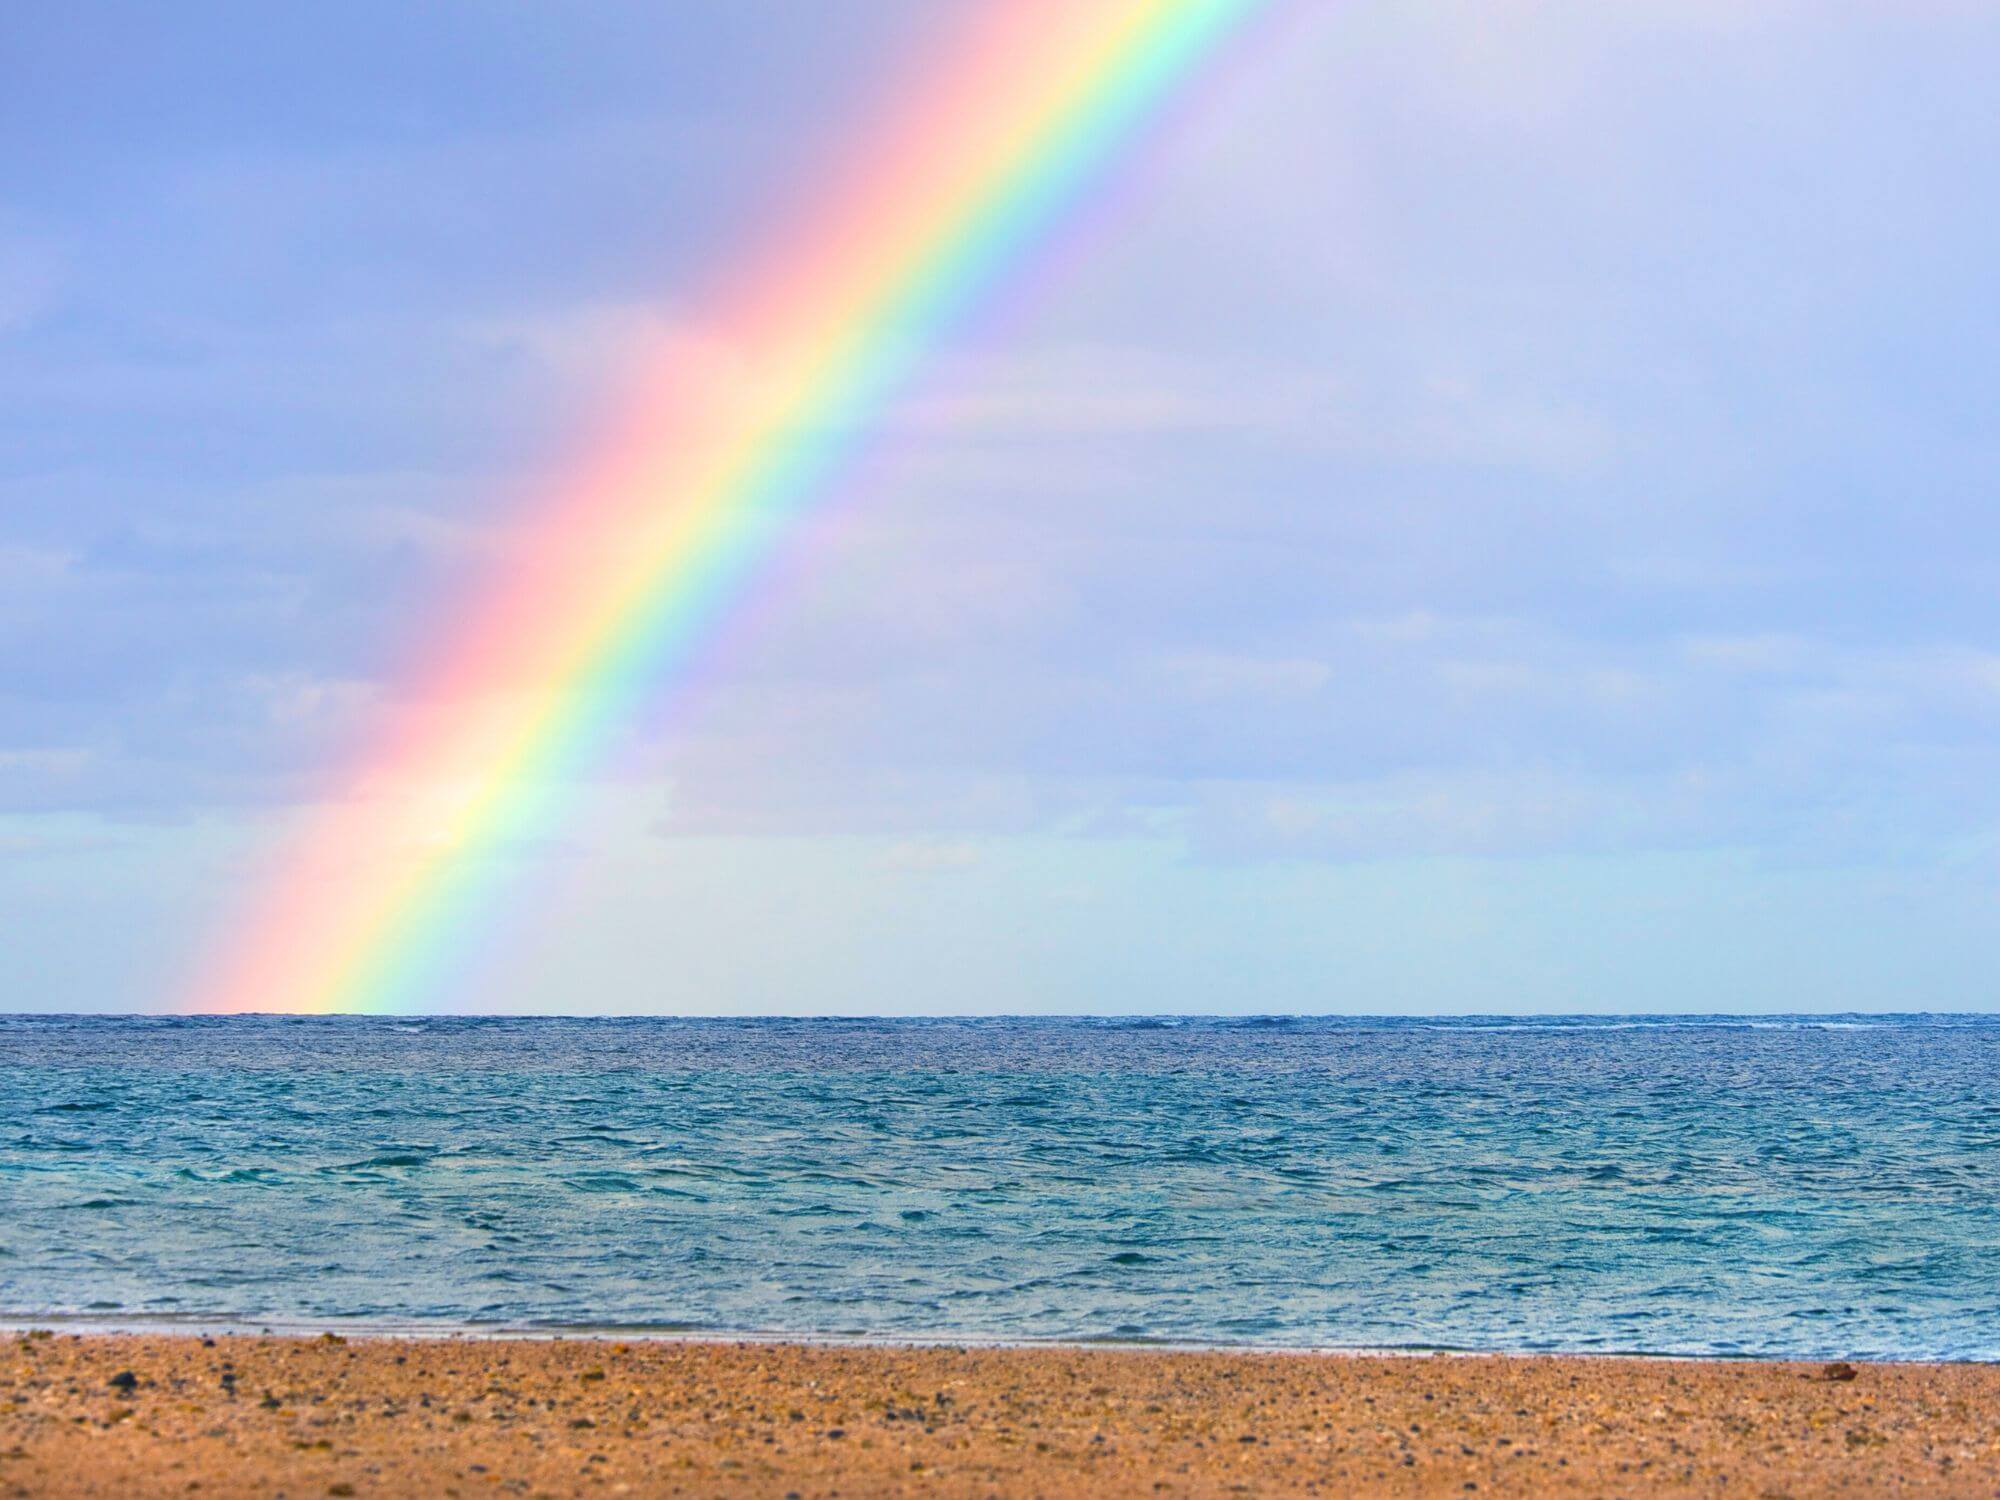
[8,1332,1999,1496]
[6,1317,1982,1365]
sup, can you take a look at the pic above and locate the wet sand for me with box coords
[3,1333,1996,1496]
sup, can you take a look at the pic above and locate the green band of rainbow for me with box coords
[192,0,1267,1013]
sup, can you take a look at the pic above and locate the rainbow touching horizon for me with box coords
[190,0,1268,1014]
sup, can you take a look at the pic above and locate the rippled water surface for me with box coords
[3,1015,1997,1357]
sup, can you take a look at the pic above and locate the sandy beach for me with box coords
[3,1334,1996,1497]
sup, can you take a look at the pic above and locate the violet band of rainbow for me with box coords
[191,0,1268,1014]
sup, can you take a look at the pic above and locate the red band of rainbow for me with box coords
[190,0,1268,1014]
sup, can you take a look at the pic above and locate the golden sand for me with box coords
[4,1332,1996,1496]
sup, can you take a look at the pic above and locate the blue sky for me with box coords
[4,0,1998,1013]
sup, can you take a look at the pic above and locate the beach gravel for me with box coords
[3,1333,1997,1496]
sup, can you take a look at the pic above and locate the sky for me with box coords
[4,0,1999,1015]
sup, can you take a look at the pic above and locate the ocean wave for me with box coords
[2,1014,1997,1359]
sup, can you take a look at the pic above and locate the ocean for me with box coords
[2,1014,1996,1359]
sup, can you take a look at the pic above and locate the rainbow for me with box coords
[191,0,1267,1014]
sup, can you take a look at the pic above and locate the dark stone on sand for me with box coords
[108,1371,138,1392]
[1824,1361,1859,1382]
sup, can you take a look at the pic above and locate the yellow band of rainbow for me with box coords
[191,0,1268,1014]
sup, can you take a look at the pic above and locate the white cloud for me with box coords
[888,343,1617,475]
[0,747,94,779]
[0,234,64,335]
[460,299,708,393]
[1185,768,1722,863]
[0,544,74,591]
[879,838,982,873]
[1154,650,1330,701]
[244,672,378,733]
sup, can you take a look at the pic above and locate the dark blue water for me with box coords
[2,1014,1997,1358]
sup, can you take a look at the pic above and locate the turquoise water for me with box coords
[2,1014,1996,1357]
